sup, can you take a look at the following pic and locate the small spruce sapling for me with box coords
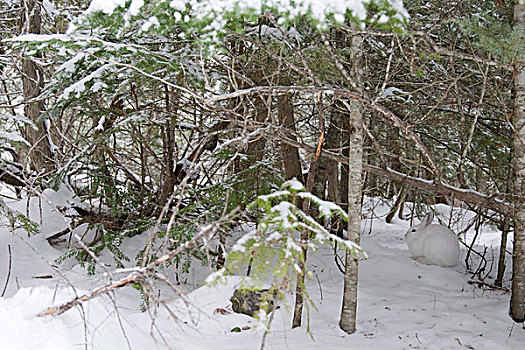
[207,178,364,329]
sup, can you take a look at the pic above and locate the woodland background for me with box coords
[1,0,525,342]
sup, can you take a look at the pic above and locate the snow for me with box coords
[0,287,73,350]
[140,16,160,32]
[379,86,410,101]
[85,0,128,15]
[57,52,89,73]
[0,113,35,127]
[73,0,408,41]
[59,64,114,101]
[283,178,304,191]
[1,189,524,349]
[42,0,58,16]
[0,132,30,146]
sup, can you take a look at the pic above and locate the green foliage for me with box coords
[208,179,364,322]
[364,0,408,33]
[183,154,283,220]
[54,221,148,274]
[0,200,39,236]
[459,8,523,63]
[131,282,150,312]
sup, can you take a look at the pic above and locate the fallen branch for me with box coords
[39,272,142,316]
[468,280,510,293]
[38,209,238,317]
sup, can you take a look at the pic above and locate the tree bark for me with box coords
[339,31,364,334]
[19,0,54,172]
[328,107,347,235]
[246,95,269,164]
[292,93,324,328]
[510,1,525,323]
[495,215,510,288]
[277,93,302,181]
[158,84,177,207]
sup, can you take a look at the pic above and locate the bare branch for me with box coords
[38,209,238,317]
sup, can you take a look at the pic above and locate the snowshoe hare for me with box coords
[405,212,460,267]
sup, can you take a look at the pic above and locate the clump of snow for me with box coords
[256,189,291,202]
[140,16,159,32]
[379,86,410,101]
[85,0,127,15]
[298,191,347,218]
[59,63,114,101]
[57,51,89,73]
[0,113,34,127]
[1,132,30,146]
[270,201,297,229]
[283,177,304,191]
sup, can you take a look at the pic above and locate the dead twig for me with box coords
[467,280,510,293]
[38,209,238,317]
[1,244,12,297]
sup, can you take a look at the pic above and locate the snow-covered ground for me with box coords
[1,186,524,349]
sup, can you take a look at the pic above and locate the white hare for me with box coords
[405,212,460,267]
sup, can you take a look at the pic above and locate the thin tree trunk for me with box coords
[326,109,344,234]
[158,84,177,207]
[386,187,406,224]
[496,166,514,287]
[278,93,302,181]
[19,0,54,172]
[510,2,525,323]
[339,109,350,213]
[339,31,364,335]
[292,94,324,328]
[495,215,510,288]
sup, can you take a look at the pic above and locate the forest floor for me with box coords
[0,185,524,349]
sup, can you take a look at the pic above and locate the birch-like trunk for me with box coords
[511,2,525,323]
[339,31,364,334]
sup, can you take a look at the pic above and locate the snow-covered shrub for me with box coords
[208,179,364,321]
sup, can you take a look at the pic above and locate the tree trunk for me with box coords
[19,0,54,172]
[234,94,269,201]
[278,93,302,181]
[246,95,269,164]
[510,2,525,323]
[158,85,177,207]
[339,109,350,213]
[495,215,510,288]
[292,94,324,328]
[339,31,364,334]
[328,107,346,235]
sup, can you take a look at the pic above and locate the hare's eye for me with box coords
[411,229,417,232]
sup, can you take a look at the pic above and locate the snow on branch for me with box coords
[68,0,408,47]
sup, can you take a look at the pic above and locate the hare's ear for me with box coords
[420,212,434,227]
